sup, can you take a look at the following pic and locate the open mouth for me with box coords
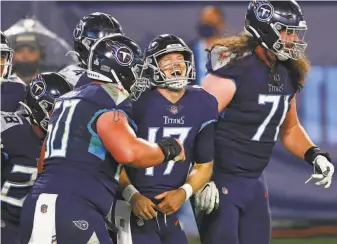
[170,69,182,77]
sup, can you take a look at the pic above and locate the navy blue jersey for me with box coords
[1,112,41,225]
[207,47,298,177]
[32,83,134,217]
[75,72,91,88]
[1,76,26,112]
[125,86,218,199]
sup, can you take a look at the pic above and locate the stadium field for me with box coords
[271,237,337,244]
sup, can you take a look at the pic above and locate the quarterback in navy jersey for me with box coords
[117,34,218,244]
[20,34,185,244]
[1,72,73,244]
[195,1,335,244]
[0,30,27,112]
[59,12,124,88]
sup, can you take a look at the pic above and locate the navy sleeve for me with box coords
[200,89,218,128]
[193,122,215,164]
[193,90,218,164]
[1,81,26,112]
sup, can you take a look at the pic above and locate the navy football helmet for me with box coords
[244,0,307,60]
[87,33,148,100]
[73,12,124,66]
[24,72,73,132]
[0,31,14,79]
[144,34,196,90]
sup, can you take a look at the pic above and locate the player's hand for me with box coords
[174,138,185,162]
[305,155,335,188]
[194,181,219,214]
[129,193,157,220]
[154,189,186,215]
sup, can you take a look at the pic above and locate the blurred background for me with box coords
[1,1,337,243]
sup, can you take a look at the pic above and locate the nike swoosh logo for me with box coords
[200,185,210,194]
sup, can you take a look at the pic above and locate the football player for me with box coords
[195,1,335,244]
[58,12,124,88]
[116,34,218,244]
[1,72,73,244]
[1,31,26,112]
[20,34,185,244]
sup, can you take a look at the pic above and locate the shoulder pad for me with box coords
[8,75,26,85]
[206,45,251,80]
[1,111,24,133]
[1,75,26,85]
[58,63,86,86]
[209,46,237,71]
[101,83,130,106]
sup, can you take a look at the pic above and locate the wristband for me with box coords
[122,184,139,203]
[179,183,193,201]
[304,146,331,164]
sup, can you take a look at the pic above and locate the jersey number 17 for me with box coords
[145,127,191,176]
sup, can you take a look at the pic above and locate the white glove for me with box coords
[195,181,219,214]
[305,155,335,188]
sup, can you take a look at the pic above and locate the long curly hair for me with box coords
[207,32,311,92]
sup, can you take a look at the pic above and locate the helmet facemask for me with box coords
[147,47,196,91]
[0,45,13,79]
[20,99,53,133]
[129,63,151,101]
[271,21,307,61]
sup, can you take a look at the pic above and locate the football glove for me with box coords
[194,181,219,214]
[305,155,334,188]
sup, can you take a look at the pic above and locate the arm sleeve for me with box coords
[193,122,215,164]
[193,92,218,163]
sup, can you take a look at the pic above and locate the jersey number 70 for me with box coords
[45,99,80,158]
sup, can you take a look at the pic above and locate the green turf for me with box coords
[271,238,337,244]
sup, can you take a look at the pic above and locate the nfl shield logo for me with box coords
[136,218,144,227]
[169,105,178,115]
[40,204,48,213]
[222,187,228,195]
[120,219,125,228]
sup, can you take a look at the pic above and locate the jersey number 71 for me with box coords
[252,94,290,142]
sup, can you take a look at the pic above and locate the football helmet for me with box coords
[87,33,148,100]
[144,34,196,90]
[24,72,73,132]
[245,0,307,60]
[73,12,124,65]
[0,31,14,79]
